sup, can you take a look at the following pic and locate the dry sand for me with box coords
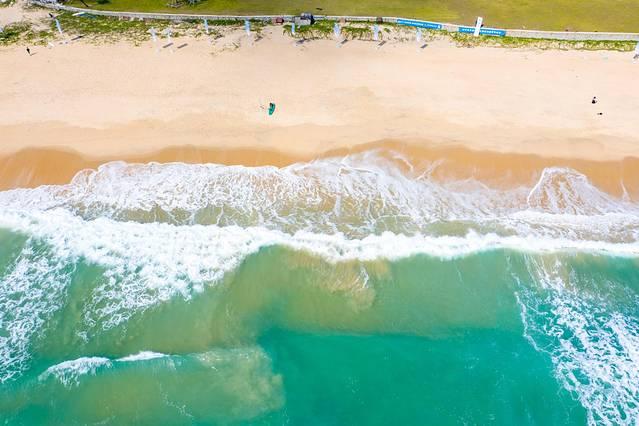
[0,0,48,28]
[1,26,638,192]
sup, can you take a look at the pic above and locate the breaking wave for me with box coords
[0,151,637,241]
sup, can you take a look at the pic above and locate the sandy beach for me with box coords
[1,26,639,192]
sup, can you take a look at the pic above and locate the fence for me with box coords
[29,0,639,41]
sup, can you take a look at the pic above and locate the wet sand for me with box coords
[2,142,638,200]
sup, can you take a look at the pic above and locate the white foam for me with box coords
[0,247,71,384]
[38,351,167,387]
[39,356,111,387]
[525,167,628,215]
[1,209,638,293]
[516,258,639,426]
[36,346,282,409]
[0,153,636,241]
[117,351,166,362]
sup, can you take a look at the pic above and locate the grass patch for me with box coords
[283,20,332,38]
[449,32,636,51]
[0,22,30,45]
[51,12,218,42]
[3,11,225,45]
[342,25,372,40]
[54,11,168,39]
[283,21,373,40]
[0,22,54,46]
[201,19,242,27]
[63,0,639,33]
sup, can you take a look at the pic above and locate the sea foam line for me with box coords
[38,352,168,386]
[0,155,636,240]
[2,208,639,270]
[39,357,112,387]
[1,207,637,333]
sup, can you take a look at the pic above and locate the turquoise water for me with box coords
[0,153,638,424]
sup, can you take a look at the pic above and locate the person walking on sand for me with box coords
[26,47,31,56]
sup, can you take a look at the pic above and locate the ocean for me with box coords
[0,150,637,425]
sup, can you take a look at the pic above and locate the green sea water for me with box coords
[0,155,638,424]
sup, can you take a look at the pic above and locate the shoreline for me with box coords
[2,142,638,200]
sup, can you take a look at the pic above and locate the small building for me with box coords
[294,12,315,26]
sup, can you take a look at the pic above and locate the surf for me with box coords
[0,150,638,424]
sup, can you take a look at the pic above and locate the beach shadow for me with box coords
[255,35,263,42]
[340,39,348,45]
[420,43,428,49]
[296,38,307,45]
[177,43,188,49]
[71,35,84,41]
[378,40,387,47]
[162,43,173,49]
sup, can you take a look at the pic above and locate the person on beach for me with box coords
[591,96,597,104]
[26,47,31,56]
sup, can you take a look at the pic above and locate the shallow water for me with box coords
[0,150,637,424]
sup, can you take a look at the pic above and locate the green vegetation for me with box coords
[449,32,637,51]
[282,21,635,51]
[342,25,372,40]
[0,22,30,45]
[0,12,223,46]
[283,20,332,38]
[0,22,53,45]
[63,0,639,32]
[284,22,374,40]
[51,11,215,42]
[55,11,167,39]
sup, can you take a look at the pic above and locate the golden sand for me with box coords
[1,28,638,195]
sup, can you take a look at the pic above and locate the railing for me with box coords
[30,0,639,41]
